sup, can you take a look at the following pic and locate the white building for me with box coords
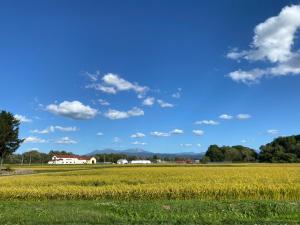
[117,159,128,164]
[48,155,96,165]
[130,160,151,164]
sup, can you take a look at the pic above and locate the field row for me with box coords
[0,165,299,200]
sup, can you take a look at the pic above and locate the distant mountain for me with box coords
[87,148,203,159]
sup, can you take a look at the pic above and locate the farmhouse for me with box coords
[117,159,128,164]
[48,155,96,165]
[130,160,151,164]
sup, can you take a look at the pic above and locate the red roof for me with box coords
[53,155,92,160]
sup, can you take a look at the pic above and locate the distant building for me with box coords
[117,159,128,164]
[48,155,96,165]
[130,160,151,164]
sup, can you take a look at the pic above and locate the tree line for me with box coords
[203,135,300,163]
[1,110,300,165]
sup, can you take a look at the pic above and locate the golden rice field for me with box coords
[0,164,299,200]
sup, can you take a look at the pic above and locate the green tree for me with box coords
[0,111,24,169]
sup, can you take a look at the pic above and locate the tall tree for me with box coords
[0,111,24,169]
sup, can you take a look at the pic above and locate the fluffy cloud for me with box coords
[170,129,184,134]
[219,114,233,120]
[142,97,155,106]
[192,130,204,136]
[46,101,98,120]
[55,137,77,144]
[172,88,182,98]
[227,4,300,83]
[180,143,193,147]
[98,99,110,106]
[195,120,219,125]
[236,114,251,120]
[15,114,32,123]
[150,131,170,137]
[31,126,78,134]
[267,129,280,135]
[157,99,174,108]
[131,141,147,145]
[87,72,149,96]
[96,132,104,136]
[24,136,47,143]
[113,137,121,143]
[131,132,146,138]
[104,107,144,120]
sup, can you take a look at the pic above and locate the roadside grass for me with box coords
[0,200,299,225]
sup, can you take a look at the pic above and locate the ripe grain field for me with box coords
[1,164,299,201]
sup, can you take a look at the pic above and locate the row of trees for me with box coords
[203,145,257,162]
[204,135,300,163]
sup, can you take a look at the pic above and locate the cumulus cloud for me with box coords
[150,131,170,137]
[267,129,280,135]
[131,132,146,138]
[98,99,110,106]
[157,99,174,108]
[24,136,47,143]
[219,114,233,120]
[170,129,184,135]
[227,4,300,83]
[142,97,155,106]
[236,114,251,120]
[46,101,98,120]
[87,72,149,97]
[15,114,32,123]
[180,143,193,147]
[104,107,144,120]
[195,120,219,125]
[131,141,147,145]
[192,130,204,136]
[113,137,121,143]
[30,126,78,134]
[55,137,77,144]
[96,132,104,136]
[172,88,182,98]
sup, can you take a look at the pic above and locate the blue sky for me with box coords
[1,0,300,154]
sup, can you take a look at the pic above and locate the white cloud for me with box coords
[180,143,193,147]
[104,107,144,120]
[86,84,117,94]
[170,129,184,135]
[227,4,300,83]
[85,70,100,82]
[150,131,170,137]
[195,120,219,125]
[96,132,104,136]
[196,144,202,148]
[131,141,147,145]
[157,99,174,108]
[98,99,110,106]
[142,97,155,106]
[113,137,121,143]
[15,114,32,123]
[54,126,78,132]
[31,126,78,134]
[219,114,233,120]
[236,114,251,120]
[55,137,77,144]
[172,88,182,98]
[267,129,280,135]
[102,73,149,94]
[192,130,204,136]
[131,132,146,138]
[46,101,98,120]
[24,136,47,143]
